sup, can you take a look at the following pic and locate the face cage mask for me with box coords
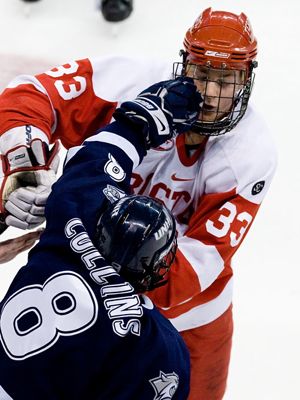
[126,236,178,293]
[173,61,256,136]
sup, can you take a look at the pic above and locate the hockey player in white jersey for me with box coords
[0,7,277,400]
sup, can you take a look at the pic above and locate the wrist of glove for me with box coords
[113,77,202,149]
[0,138,60,230]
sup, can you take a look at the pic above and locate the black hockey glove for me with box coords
[113,77,202,149]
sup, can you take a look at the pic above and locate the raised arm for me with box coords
[0,57,173,231]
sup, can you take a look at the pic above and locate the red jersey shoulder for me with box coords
[36,59,117,148]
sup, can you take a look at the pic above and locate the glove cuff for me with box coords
[113,108,151,148]
[0,126,49,154]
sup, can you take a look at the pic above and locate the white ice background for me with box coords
[0,1,299,399]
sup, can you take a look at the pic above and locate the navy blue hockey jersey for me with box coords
[0,122,190,399]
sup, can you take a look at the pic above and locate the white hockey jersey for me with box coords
[0,56,277,331]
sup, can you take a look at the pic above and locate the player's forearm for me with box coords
[0,60,117,150]
[0,76,54,141]
[45,120,147,237]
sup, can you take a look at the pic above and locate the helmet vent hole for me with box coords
[231,52,247,60]
[208,39,230,47]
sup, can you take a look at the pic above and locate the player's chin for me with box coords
[199,110,217,121]
[199,110,229,123]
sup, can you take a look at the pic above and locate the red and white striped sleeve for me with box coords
[148,189,261,310]
[0,56,172,151]
[0,58,117,149]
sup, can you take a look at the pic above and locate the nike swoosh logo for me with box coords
[154,115,167,133]
[171,173,194,182]
[135,96,168,135]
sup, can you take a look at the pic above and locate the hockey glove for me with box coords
[0,139,60,230]
[113,77,202,149]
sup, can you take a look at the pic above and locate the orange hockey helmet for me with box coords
[174,8,258,135]
[183,7,257,75]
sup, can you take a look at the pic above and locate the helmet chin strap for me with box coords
[190,118,231,136]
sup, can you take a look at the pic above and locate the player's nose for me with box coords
[204,81,221,105]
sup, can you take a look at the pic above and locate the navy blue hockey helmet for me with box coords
[96,195,177,292]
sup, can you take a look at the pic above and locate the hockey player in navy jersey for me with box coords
[0,77,202,399]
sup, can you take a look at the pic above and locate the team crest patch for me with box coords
[252,180,265,195]
[104,153,126,182]
[103,184,126,203]
[149,371,179,399]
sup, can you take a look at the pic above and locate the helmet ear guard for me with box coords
[175,7,258,136]
[96,195,177,293]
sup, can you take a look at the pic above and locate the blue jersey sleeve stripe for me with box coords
[85,131,141,169]
[64,145,84,166]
